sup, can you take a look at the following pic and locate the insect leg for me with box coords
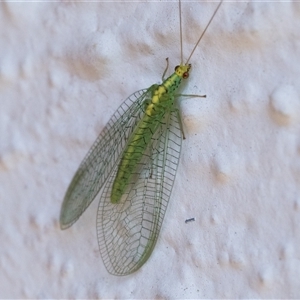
[175,107,186,140]
[175,93,206,98]
[161,58,169,81]
[175,92,206,140]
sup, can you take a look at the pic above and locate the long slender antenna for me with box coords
[185,0,223,65]
[179,0,183,64]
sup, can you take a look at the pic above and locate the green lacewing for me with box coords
[60,0,223,276]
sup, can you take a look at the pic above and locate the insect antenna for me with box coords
[179,0,184,65]
[185,0,223,65]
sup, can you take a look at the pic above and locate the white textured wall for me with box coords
[1,1,300,298]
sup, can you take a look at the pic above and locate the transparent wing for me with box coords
[97,107,182,276]
[60,88,152,229]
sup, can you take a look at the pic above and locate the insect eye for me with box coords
[183,72,189,79]
[175,65,179,71]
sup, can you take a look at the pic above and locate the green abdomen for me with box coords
[110,111,162,203]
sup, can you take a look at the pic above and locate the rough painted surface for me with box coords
[1,1,300,298]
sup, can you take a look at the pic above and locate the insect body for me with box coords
[60,1,222,276]
[111,64,190,204]
[185,217,195,224]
